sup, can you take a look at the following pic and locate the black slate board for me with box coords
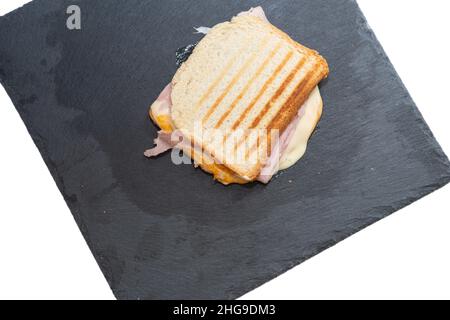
[1,0,449,300]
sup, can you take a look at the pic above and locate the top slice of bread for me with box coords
[171,15,329,180]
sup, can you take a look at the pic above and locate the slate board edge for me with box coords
[0,0,37,19]
[0,72,117,294]
[230,177,450,300]
[351,0,450,167]
[0,0,450,300]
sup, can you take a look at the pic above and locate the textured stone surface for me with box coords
[0,0,449,299]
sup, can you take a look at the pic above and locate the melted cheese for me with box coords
[279,87,323,170]
[149,101,174,132]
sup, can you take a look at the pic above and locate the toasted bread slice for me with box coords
[171,15,328,180]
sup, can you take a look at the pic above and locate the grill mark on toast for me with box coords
[214,40,281,129]
[244,130,264,162]
[227,51,295,158]
[230,51,294,131]
[193,41,246,114]
[267,64,320,132]
[243,58,308,160]
[242,128,266,162]
[250,57,307,129]
[262,65,320,164]
[244,64,317,161]
[202,37,273,125]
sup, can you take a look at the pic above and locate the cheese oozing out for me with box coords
[279,86,322,170]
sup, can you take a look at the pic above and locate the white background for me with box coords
[0,0,449,300]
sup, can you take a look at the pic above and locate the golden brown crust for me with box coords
[180,141,250,185]
[198,162,249,185]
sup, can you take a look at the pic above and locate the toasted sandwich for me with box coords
[145,7,329,185]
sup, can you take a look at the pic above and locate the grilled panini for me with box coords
[145,7,329,184]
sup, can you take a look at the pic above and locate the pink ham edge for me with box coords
[157,84,172,106]
[144,131,173,157]
[145,7,303,183]
[144,83,177,157]
[258,115,301,183]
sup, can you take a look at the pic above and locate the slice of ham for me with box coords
[144,131,173,157]
[151,83,172,115]
[144,83,178,157]
[145,7,303,183]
